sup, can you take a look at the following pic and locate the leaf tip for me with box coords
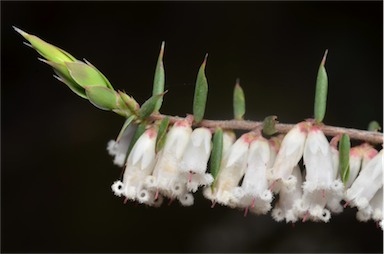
[321,49,328,66]
[203,53,208,65]
[13,26,28,37]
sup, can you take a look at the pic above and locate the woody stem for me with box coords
[149,114,383,144]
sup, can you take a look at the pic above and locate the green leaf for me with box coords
[53,73,87,99]
[210,128,224,188]
[314,50,328,124]
[66,61,110,88]
[14,27,76,64]
[233,79,245,120]
[39,58,87,99]
[126,122,147,159]
[339,133,351,186]
[152,42,165,113]
[155,116,170,153]
[263,115,278,136]
[193,54,209,123]
[84,86,118,110]
[83,59,114,90]
[368,121,381,132]
[116,115,136,142]
[138,93,165,120]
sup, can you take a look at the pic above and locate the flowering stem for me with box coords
[150,114,383,144]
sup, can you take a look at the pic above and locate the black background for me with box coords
[2,1,383,253]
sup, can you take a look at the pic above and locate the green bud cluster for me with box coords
[14,27,140,119]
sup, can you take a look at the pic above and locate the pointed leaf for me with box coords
[193,54,208,123]
[155,116,170,153]
[53,73,87,99]
[116,116,136,142]
[210,128,224,188]
[138,93,165,119]
[66,61,110,88]
[314,50,328,124]
[339,133,351,186]
[233,79,245,120]
[263,115,278,136]
[85,86,118,110]
[84,59,114,90]
[14,26,76,64]
[368,121,381,132]
[152,42,165,112]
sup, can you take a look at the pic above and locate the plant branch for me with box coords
[150,114,383,145]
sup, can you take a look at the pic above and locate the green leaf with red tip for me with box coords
[233,79,245,120]
[155,116,170,153]
[193,55,209,123]
[210,128,223,188]
[339,133,351,186]
[85,86,118,111]
[138,93,166,120]
[263,115,278,136]
[66,61,111,88]
[368,121,381,132]
[314,50,328,124]
[152,42,165,113]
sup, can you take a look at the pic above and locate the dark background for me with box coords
[2,1,383,253]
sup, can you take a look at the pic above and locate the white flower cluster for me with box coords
[108,120,383,228]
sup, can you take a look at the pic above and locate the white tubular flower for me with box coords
[345,150,383,210]
[272,165,303,223]
[222,130,236,158]
[361,143,378,168]
[233,136,273,215]
[179,127,213,192]
[111,127,158,205]
[356,187,383,223]
[204,132,253,208]
[300,126,344,219]
[268,122,310,193]
[268,134,283,168]
[346,146,363,189]
[149,120,193,205]
[329,135,340,180]
[303,126,343,194]
[202,131,236,203]
[107,123,138,167]
[370,188,383,225]
[345,144,378,189]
